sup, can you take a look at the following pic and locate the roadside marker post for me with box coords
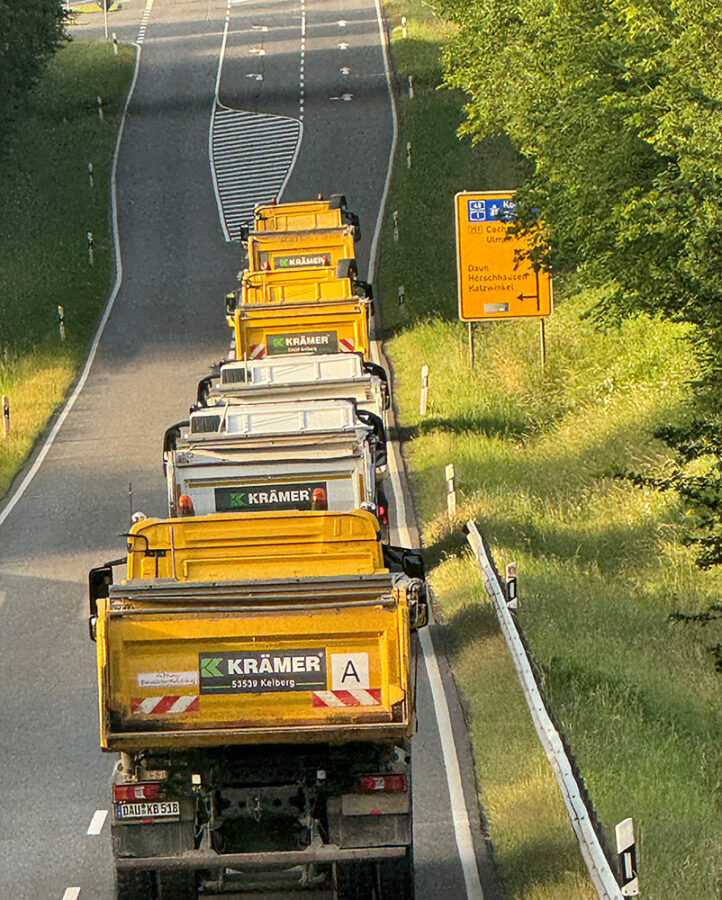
[446,463,457,522]
[401,15,407,38]
[97,95,104,121]
[88,162,94,188]
[420,365,429,416]
[408,75,414,99]
[616,818,640,896]
[87,231,95,266]
[57,305,66,342]
[393,210,399,243]
[406,141,412,169]
[505,562,518,610]
[2,395,9,437]
[112,32,119,55]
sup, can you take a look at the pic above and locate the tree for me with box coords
[0,0,69,144]
[439,0,722,572]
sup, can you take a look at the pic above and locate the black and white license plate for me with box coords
[115,801,180,821]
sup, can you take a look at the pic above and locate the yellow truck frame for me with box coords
[89,510,426,898]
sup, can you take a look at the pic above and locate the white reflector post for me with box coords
[615,817,639,895]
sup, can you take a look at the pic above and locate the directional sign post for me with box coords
[455,190,552,365]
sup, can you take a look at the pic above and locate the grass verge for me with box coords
[379,3,722,898]
[0,38,135,498]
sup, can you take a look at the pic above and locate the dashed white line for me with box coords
[136,0,153,44]
[62,889,81,900]
[87,808,108,835]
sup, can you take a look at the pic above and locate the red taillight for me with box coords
[113,782,164,802]
[358,774,407,793]
[178,494,195,517]
[311,487,328,510]
[377,503,388,524]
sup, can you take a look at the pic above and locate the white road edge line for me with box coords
[0,43,143,534]
[369,2,485,897]
[87,808,108,835]
[62,888,81,900]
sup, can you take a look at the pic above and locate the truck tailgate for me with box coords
[99,579,411,751]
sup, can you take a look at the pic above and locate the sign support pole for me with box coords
[468,322,475,366]
[539,318,547,368]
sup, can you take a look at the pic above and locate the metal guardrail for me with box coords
[465,520,635,900]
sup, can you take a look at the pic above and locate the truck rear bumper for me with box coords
[115,844,406,870]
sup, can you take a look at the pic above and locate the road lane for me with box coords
[0,0,495,896]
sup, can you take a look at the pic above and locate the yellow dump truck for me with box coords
[230,297,371,360]
[246,226,357,274]
[244,195,360,239]
[89,509,426,898]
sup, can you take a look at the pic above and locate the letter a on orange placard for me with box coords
[455,191,552,321]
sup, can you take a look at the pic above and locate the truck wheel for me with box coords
[333,860,375,899]
[378,852,415,898]
[156,869,197,900]
[115,868,155,900]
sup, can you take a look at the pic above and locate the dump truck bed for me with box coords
[238,267,355,306]
[232,299,370,359]
[96,511,412,751]
[247,227,356,273]
[251,198,359,236]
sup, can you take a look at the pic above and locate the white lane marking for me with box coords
[87,808,108,835]
[208,0,303,242]
[62,889,81,900]
[299,0,306,120]
[136,0,153,44]
[420,628,485,899]
[369,2,485,896]
[0,44,143,534]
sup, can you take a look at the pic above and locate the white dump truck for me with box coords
[163,398,390,538]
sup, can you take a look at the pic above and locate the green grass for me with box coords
[380,3,722,898]
[0,38,135,497]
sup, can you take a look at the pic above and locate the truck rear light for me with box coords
[113,782,164,802]
[178,494,195,517]
[358,774,407,793]
[377,502,388,524]
[311,487,328,510]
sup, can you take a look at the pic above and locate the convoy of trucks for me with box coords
[90,197,426,899]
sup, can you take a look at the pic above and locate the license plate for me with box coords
[115,801,180,821]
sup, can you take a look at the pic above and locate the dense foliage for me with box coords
[440,0,722,569]
[0,0,69,143]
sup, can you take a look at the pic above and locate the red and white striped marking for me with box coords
[131,696,199,715]
[312,689,381,707]
[339,338,355,352]
[249,343,266,359]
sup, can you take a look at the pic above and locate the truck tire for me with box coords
[115,867,155,900]
[333,860,375,899]
[378,852,415,898]
[156,869,197,900]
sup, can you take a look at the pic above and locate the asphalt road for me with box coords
[0,1,498,897]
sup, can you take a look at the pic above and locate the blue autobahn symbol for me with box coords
[467,197,516,223]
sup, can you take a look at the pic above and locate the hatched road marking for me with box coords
[211,107,301,242]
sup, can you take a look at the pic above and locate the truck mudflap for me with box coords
[114,844,406,869]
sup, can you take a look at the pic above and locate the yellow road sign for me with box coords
[455,191,552,321]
